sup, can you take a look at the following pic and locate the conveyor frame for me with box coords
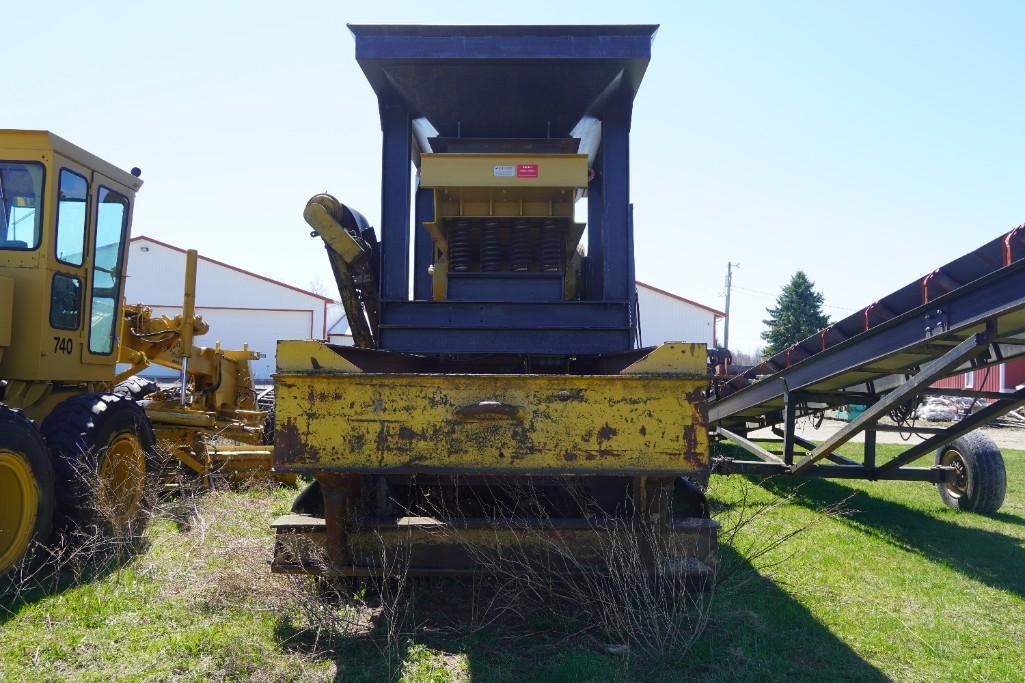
[711,224,1025,484]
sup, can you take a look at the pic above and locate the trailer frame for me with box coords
[710,224,1025,499]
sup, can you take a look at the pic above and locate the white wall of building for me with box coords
[124,237,332,379]
[636,282,722,348]
[326,302,354,346]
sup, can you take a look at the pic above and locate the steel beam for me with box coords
[792,333,990,474]
[773,427,861,466]
[597,89,632,303]
[716,427,787,466]
[789,390,877,403]
[920,388,1012,401]
[714,458,956,482]
[379,99,412,301]
[783,391,797,464]
[709,260,1025,423]
[869,424,949,434]
[876,385,1025,473]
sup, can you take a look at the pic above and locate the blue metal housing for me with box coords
[348,24,658,355]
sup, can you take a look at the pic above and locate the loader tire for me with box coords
[41,393,156,535]
[113,377,159,401]
[935,432,1006,514]
[0,405,56,581]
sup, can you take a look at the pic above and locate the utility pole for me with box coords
[723,262,740,351]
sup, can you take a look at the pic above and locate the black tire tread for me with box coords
[0,404,56,577]
[40,393,156,529]
[935,432,1006,514]
[113,377,159,401]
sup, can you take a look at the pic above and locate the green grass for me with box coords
[688,442,1025,682]
[2,445,1024,681]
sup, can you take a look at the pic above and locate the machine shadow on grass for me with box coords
[686,545,889,683]
[0,533,150,626]
[0,447,193,625]
[269,484,889,683]
[754,475,1025,600]
[268,575,664,682]
[270,556,889,683]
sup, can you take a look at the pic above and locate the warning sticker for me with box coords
[517,164,539,178]
[493,165,515,177]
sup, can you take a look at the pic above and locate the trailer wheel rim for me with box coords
[939,448,969,499]
[97,433,145,528]
[0,450,38,572]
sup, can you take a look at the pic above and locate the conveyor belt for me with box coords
[711,224,1025,432]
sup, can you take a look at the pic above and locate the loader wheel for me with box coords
[41,394,155,534]
[0,405,56,580]
[113,377,159,401]
[936,432,1006,514]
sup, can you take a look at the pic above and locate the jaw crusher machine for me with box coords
[270,25,718,576]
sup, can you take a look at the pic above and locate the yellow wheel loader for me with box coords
[0,130,278,580]
[0,130,151,579]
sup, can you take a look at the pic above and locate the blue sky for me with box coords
[5,1,1022,352]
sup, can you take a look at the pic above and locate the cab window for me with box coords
[88,186,129,354]
[55,168,88,265]
[50,273,82,330]
[0,161,45,250]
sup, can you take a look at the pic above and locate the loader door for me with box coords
[80,175,131,367]
[43,162,91,379]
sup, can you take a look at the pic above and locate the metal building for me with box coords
[636,281,723,347]
[123,236,332,379]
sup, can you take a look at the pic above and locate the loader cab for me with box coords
[0,130,142,385]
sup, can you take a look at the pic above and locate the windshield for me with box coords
[0,161,45,250]
[88,186,129,354]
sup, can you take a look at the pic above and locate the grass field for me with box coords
[2,442,1023,682]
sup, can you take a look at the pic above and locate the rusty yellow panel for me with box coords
[622,343,708,376]
[276,340,363,374]
[274,373,708,475]
[420,153,588,189]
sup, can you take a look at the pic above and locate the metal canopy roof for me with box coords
[348,24,658,139]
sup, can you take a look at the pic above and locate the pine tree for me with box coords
[761,271,830,357]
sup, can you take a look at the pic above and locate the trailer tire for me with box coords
[41,393,156,535]
[0,405,56,581]
[935,432,1006,514]
[113,377,159,402]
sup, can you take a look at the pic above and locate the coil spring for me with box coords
[480,220,502,272]
[448,220,472,272]
[540,220,563,272]
[510,219,533,271]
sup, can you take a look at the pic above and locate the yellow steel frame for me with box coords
[418,153,589,301]
[273,341,708,476]
[419,153,589,189]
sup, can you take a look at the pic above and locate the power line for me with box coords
[731,284,855,313]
